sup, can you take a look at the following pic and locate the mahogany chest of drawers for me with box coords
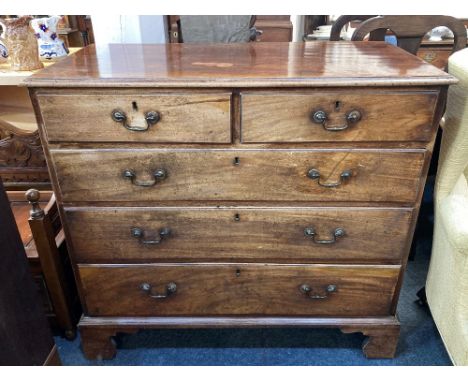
[26,42,456,360]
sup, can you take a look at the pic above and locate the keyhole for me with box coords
[235,269,241,277]
[335,101,341,111]
[234,213,240,221]
[233,157,240,166]
[132,101,138,111]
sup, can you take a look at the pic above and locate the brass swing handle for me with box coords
[300,284,337,299]
[311,109,361,131]
[111,109,161,131]
[307,168,352,188]
[131,227,171,245]
[304,227,345,244]
[140,282,177,299]
[123,169,167,187]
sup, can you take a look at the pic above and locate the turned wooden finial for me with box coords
[25,189,44,219]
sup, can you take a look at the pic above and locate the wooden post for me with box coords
[26,189,77,340]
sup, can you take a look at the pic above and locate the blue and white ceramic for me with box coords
[31,16,69,60]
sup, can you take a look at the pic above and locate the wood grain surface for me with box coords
[38,92,231,143]
[65,207,413,264]
[78,263,400,317]
[51,149,425,203]
[241,90,438,143]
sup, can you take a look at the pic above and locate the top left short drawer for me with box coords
[36,91,232,143]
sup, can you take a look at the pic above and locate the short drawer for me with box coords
[241,90,438,143]
[37,91,231,143]
[66,207,413,264]
[51,149,425,203]
[78,264,400,317]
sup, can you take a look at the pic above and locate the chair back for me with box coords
[351,15,467,56]
[329,15,379,41]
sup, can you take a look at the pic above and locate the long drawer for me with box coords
[51,149,425,203]
[241,90,438,143]
[37,91,232,143]
[78,264,401,317]
[65,207,413,264]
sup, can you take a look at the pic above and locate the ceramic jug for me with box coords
[0,16,43,71]
[31,16,69,60]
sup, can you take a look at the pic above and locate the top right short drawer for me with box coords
[241,90,438,143]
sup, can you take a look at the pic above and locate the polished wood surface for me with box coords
[65,207,413,264]
[241,90,438,143]
[25,42,455,88]
[27,41,455,359]
[50,149,425,203]
[78,264,400,317]
[38,91,231,143]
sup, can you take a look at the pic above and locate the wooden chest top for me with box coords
[25,41,456,88]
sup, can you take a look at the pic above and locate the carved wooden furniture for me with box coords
[26,42,456,360]
[0,119,49,189]
[0,179,61,365]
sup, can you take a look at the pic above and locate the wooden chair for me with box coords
[1,119,80,339]
[351,15,467,56]
[329,15,382,41]
[24,189,80,340]
[0,179,61,365]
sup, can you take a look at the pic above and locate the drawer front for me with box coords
[241,91,438,143]
[51,149,425,203]
[78,264,400,317]
[66,207,413,264]
[37,92,231,143]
